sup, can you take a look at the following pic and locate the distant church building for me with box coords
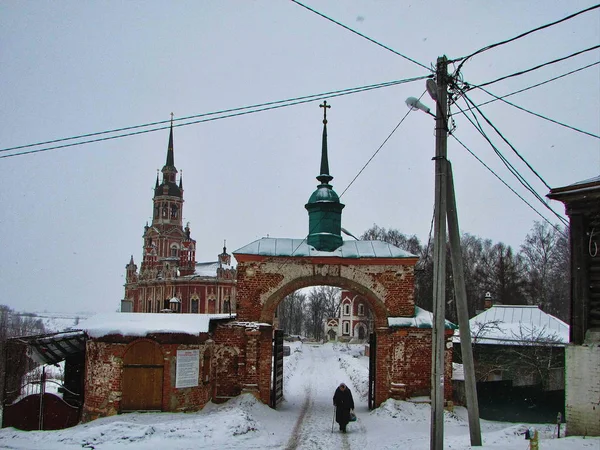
[325,290,373,342]
[121,122,236,314]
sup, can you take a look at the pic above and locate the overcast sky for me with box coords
[1,1,598,314]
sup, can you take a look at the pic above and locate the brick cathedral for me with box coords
[120,122,236,314]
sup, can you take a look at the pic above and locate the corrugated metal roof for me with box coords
[454,305,569,346]
[234,238,416,258]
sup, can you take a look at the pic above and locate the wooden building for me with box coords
[548,175,600,436]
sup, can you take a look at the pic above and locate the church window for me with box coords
[171,246,179,257]
[146,300,152,313]
[343,321,350,335]
[162,204,168,218]
[171,204,178,219]
[154,205,159,219]
[191,298,199,313]
[358,304,364,316]
[343,303,350,316]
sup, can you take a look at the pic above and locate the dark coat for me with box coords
[333,386,355,426]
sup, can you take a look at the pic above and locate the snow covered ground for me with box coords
[1,342,597,449]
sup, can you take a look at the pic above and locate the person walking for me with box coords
[333,383,354,433]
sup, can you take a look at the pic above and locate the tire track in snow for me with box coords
[284,389,312,450]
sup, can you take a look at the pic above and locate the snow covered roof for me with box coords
[234,238,416,259]
[176,261,234,278]
[388,306,457,330]
[453,305,569,346]
[79,313,236,338]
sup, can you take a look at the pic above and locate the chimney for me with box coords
[484,292,493,310]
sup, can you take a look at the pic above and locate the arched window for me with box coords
[358,304,365,316]
[191,298,199,313]
[171,204,178,219]
[343,321,350,335]
[171,246,179,257]
[343,303,351,316]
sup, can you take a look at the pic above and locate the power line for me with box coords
[339,92,423,198]
[460,92,553,191]
[1,77,427,155]
[454,97,569,226]
[477,85,600,140]
[452,4,600,71]
[0,76,429,160]
[455,60,600,114]
[474,45,600,90]
[450,133,567,237]
[290,0,431,71]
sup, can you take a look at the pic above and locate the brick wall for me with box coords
[565,343,600,436]
[376,328,453,405]
[236,257,416,325]
[82,334,215,422]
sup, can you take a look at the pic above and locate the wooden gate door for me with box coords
[121,341,164,411]
[368,332,376,410]
[270,330,284,409]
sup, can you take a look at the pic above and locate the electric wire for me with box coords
[290,0,431,71]
[474,45,600,90]
[0,76,429,160]
[460,91,554,191]
[451,133,567,238]
[457,96,561,220]
[452,4,600,70]
[1,77,428,155]
[454,98,569,227]
[477,85,600,140]
[455,60,600,115]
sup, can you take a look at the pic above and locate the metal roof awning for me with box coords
[12,330,87,365]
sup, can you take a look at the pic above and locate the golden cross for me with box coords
[319,101,331,124]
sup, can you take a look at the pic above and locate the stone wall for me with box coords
[565,343,600,436]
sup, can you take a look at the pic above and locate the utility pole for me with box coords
[429,55,482,449]
[430,55,449,450]
[447,162,482,446]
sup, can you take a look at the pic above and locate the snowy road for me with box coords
[278,343,369,450]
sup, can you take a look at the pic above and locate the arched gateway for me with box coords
[219,103,454,408]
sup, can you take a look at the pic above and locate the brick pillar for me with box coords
[375,328,391,407]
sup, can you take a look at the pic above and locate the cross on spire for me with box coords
[320,101,330,124]
[170,112,174,126]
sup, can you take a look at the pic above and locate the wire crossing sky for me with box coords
[0,1,598,313]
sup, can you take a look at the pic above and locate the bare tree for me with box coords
[521,221,570,322]
[277,291,306,336]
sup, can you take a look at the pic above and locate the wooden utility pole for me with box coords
[447,162,482,446]
[430,55,449,450]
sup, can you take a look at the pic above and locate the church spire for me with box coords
[160,113,178,185]
[317,101,333,185]
[305,101,345,252]
[165,113,175,168]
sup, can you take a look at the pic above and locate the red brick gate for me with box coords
[227,238,454,408]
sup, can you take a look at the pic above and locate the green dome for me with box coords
[307,184,340,204]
